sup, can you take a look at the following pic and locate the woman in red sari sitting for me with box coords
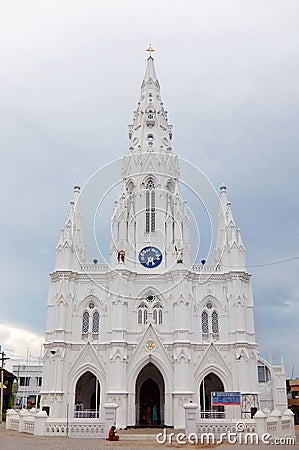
[107,425,119,441]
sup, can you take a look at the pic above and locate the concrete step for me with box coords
[118,428,184,441]
[117,434,159,441]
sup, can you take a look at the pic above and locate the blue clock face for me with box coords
[139,246,162,268]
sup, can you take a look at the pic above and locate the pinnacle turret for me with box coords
[214,184,246,270]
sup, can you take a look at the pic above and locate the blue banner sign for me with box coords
[211,392,241,405]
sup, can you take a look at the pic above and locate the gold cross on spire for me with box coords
[146,44,155,57]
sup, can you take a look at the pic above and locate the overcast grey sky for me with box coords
[0,0,298,377]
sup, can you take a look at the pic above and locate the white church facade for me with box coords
[40,53,288,429]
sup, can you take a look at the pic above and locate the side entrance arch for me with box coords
[135,363,165,426]
[200,372,224,417]
[74,371,100,417]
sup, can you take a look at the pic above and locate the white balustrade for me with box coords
[81,263,109,272]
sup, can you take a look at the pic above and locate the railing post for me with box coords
[282,409,295,438]
[18,409,30,433]
[183,403,198,439]
[269,409,282,438]
[103,403,119,437]
[254,410,267,437]
[5,409,17,429]
[34,410,48,436]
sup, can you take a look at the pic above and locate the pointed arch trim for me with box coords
[199,295,221,310]
[79,295,103,310]
[127,354,173,395]
[68,343,106,389]
[197,367,230,394]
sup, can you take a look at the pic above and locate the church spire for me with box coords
[111,51,191,270]
[143,46,159,85]
[128,50,173,155]
[55,184,86,271]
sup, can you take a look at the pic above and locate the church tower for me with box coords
[40,50,287,430]
[110,52,190,272]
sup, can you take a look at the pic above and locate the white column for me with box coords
[34,410,48,436]
[103,403,119,436]
[183,403,198,438]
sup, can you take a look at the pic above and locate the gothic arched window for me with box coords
[82,311,89,334]
[153,304,163,325]
[127,180,134,194]
[138,302,148,325]
[145,179,155,232]
[159,308,162,325]
[212,310,219,334]
[201,304,219,339]
[166,179,174,193]
[137,295,163,326]
[82,300,100,338]
[201,311,209,334]
[92,310,100,334]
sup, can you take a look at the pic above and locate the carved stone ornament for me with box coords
[208,354,217,363]
[145,340,155,352]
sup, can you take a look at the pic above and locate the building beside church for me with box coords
[40,53,287,429]
[12,364,42,409]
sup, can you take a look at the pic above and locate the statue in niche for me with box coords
[175,244,183,263]
[117,250,125,263]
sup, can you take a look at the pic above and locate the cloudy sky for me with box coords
[0,1,298,378]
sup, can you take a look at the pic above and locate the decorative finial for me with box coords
[74,183,81,193]
[146,44,155,57]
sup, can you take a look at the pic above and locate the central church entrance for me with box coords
[135,363,164,426]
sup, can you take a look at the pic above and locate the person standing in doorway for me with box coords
[152,405,158,425]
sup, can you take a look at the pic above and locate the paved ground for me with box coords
[0,423,298,450]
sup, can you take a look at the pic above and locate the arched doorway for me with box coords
[135,363,164,426]
[200,372,224,418]
[75,371,100,418]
